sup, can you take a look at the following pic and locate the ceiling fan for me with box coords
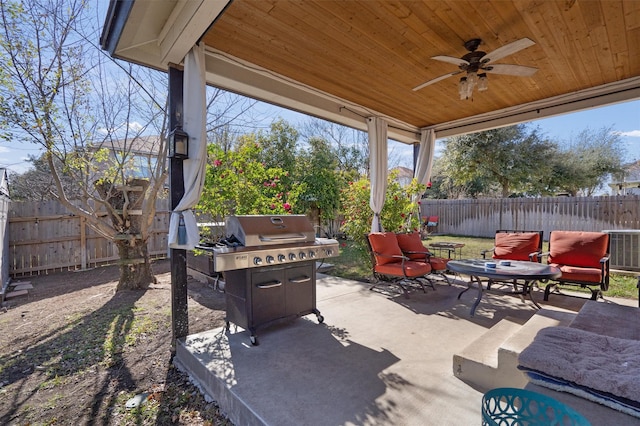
[412,38,538,98]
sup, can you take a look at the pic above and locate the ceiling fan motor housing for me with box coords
[461,51,486,72]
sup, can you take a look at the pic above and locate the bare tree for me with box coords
[300,118,369,177]
[0,0,256,290]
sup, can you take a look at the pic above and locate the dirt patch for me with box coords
[0,259,232,425]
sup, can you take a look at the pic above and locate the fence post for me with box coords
[80,216,87,270]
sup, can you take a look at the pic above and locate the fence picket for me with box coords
[421,195,640,238]
[9,199,170,277]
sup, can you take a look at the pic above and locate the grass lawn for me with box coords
[328,234,639,301]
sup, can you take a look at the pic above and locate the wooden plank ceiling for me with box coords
[201,0,640,129]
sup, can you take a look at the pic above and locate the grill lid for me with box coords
[225,215,316,247]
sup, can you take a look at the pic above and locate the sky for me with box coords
[1,96,638,176]
[245,98,640,169]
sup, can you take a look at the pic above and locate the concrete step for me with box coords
[5,289,29,299]
[452,316,525,390]
[452,308,577,392]
[12,283,33,291]
[497,308,577,388]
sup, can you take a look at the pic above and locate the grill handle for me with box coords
[256,280,283,289]
[259,233,307,242]
[289,276,311,284]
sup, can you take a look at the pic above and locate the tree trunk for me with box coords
[95,178,156,291]
[115,238,156,291]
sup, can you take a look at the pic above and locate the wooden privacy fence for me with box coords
[9,199,170,277]
[420,195,640,238]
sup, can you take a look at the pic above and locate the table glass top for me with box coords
[447,259,561,280]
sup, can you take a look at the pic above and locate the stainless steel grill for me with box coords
[197,214,339,345]
[201,215,339,272]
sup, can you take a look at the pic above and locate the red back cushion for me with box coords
[493,232,541,261]
[395,232,428,260]
[368,232,403,265]
[549,231,609,268]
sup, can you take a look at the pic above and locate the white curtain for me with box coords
[168,43,207,249]
[410,129,436,227]
[414,128,436,187]
[368,117,388,234]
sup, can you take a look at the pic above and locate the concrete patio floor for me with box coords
[175,273,637,426]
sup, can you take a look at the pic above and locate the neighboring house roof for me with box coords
[390,166,414,187]
[392,166,413,178]
[88,135,162,156]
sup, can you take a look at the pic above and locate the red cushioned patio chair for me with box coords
[396,231,450,285]
[425,215,439,234]
[539,230,610,301]
[366,232,434,298]
[481,230,543,290]
[481,230,543,262]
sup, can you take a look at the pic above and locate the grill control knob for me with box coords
[266,255,275,264]
[289,253,297,260]
[278,254,286,262]
[253,257,263,265]
[308,251,316,258]
[299,252,306,259]
[326,249,334,256]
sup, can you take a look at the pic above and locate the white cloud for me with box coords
[614,130,640,138]
[97,121,145,136]
[0,147,9,153]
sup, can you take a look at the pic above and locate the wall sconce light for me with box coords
[169,125,189,159]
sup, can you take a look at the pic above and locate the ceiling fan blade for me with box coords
[431,55,469,66]
[483,38,535,63]
[485,64,538,77]
[412,71,462,91]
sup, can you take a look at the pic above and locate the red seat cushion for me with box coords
[429,257,449,271]
[368,232,404,265]
[551,263,603,283]
[396,232,429,260]
[493,232,540,261]
[549,231,609,268]
[374,260,431,277]
[395,232,449,270]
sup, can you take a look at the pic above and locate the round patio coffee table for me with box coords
[447,259,561,316]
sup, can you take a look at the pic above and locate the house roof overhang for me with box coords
[101,0,640,143]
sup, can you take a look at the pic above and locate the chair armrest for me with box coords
[373,252,409,261]
[480,247,495,259]
[403,250,432,259]
[529,251,541,262]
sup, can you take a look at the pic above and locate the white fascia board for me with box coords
[203,48,421,144]
[427,77,640,138]
[159,0,230,66]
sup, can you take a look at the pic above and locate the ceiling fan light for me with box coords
[467,71,478,87]
[478,73,488,91]
[458,77,468,100]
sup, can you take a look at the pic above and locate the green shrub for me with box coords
[340,170,425,263]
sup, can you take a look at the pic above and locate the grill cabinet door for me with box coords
[251,267,286,326]
[285,263,315,317]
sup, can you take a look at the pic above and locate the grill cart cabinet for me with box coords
[224,260,323,345]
